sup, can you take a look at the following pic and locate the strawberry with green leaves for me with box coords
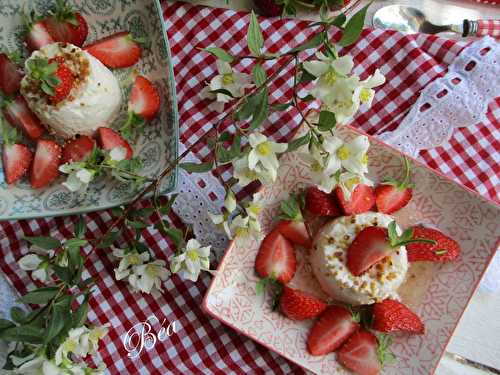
[347,221,435,276]
[44,0,89,47]
[22,8,54,51]
[26,57,74,104]
[1,119,33,185]
[275,193,312,247]
[338,331,395,375]
[375,157,414,214]
[406,227,461,262]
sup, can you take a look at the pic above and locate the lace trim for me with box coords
[379,36,499,157]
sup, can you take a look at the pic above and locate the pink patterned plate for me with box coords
[202,124,500,375]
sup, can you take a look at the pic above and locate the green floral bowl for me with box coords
[0,0,178,220]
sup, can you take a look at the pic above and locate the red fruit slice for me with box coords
[2,96,45,140]
[305,186,341,217]
[129,75,160,120]
[61,135,95,164]
[47,57,75,103]
[275,220,311,248]
[253,0,283,16]
[45,11,88,47]
[279,286,326,321]
[30,139,62,189]
[373,299,424,334]
[2,144,33,184]
[255,229,296,284]
[335,184,375,215]
[338,330,381,375]
[347,226,391,276]
[84,31,141,68]
[96,127,133,160]
[307,305,360,356]
[406,227,460,262]
[0,53,23,96]
[375,185,413,214]
[26,21,54,51]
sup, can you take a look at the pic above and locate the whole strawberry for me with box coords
[279,286,326,320]
[45,0,89,46]
[372,299,424,334]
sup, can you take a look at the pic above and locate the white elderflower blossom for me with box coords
[112,247,150,280]
[18,244,58,284]
[245,192,264,220]
[59,162,96,192]
[247,132,287,183]
[169,238,211,282]
[233,154,274,187]
[55,326,109,365]
[334,135,370,174]
[208,190,238,238]
[128,259,170,297]
[301,137,342,193]
[201,60,253,112]
[354,69,386,108]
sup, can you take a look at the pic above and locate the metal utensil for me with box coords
[372,4,499,37]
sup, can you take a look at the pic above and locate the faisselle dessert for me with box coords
[254,167,461,375]
[21,43,122,139]
[0,1,160,189]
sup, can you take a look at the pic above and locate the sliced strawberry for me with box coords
[335,184,375,215]
[275,220,311,248]
[44,1,88,47]
[255,229,296,284]
[375,157,414,214]
[406,227,460,262]
[2,96,45,140]
[338,330,381,375]
[2,144,33,184]
[61,135,95,164]
[305,186,341,217]
[96,127,133,160]
[129,75,160,120]
[84,31,141,68]
[279,286,326,321]
[373,299,424,334]
[47,57,75,103]
[307,305,360,356]
[347,226,391,276]
[0,53,23,96]
[375,185,412,214]
[26,21,54,51]
[30,139,62,189]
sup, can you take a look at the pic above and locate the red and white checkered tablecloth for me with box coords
[0,2,499,374]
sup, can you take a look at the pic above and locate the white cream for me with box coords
[21,43,122,139]
[311,212,408,305]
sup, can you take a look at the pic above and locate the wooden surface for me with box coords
[180,0,500,373]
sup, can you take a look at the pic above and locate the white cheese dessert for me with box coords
[21,42,122,139]
[311,212,408,305]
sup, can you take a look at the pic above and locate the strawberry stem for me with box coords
[401,156,411,187]
[26,58,61,97]
[387,221,436,248]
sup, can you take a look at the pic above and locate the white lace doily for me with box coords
[379,36,500,157]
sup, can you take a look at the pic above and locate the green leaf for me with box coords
[180,161,214,173]
[329,13,347,27]
[0,325,44,344]
[74,217,85,238]
[298,68,316,84]
[64,238,87,249]
[111,207,124,217]
[19,287,59,304]
[23,236,61,250]
[290,32,323,53]
[159,193,178,215]
[255,277,269,295]
[203,46,234,62]
[234,94,259,121]
[299,94,315,102]
[218,131,232,143]
[250,88,269,130]
[10,307,25,324]
[216,134,241,164]
[247,11,264,56]
[270,102,292,111]
[287,132,311,152]
[339,3,370,47]
[0,318,15,331]
[162,227,184,249]
[97,230,119,249]
[73,294,90,328]
[317,110,336,131]
[53,265,72,284]
[126,220,148,230]
[252,64,267,86]
[130,207,155,219]
[44,304,66,344]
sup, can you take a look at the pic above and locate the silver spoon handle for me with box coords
[464,19,500,38]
